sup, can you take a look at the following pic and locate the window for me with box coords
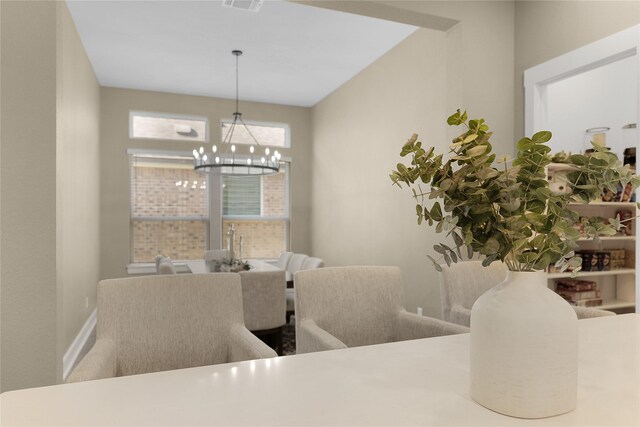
[221,120,289,148]
[130,111,208,142]
[129,118,290,262]
[221,166,289,259]
[130,154,209,262]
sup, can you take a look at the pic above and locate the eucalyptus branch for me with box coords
[391,109,639,272]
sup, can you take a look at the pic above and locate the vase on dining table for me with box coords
[470,269,578,419]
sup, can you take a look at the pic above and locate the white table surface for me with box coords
[2,314,638,426]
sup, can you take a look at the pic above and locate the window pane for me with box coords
[131,157,207,218]
[262,169,287,217]
[222,219,287,259]
[130,154,209,262]
[221,121,288,147]
[132,220,207,262]
[223,176,261,216]
[131,112,207,142]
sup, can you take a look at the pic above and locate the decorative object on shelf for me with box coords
[555,278,603,307]
[390,109,640,419]
[226,223,236,261]
[193,50,281,176]
[583,127,610,155]
[551,150,571,163]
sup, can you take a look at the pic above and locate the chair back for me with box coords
[301,257,324,270]
[295,266,404,347]
[156,257,177,274]
[96,273,244,376]
[205,249,229,261]
[239,270,286,331]
[438,260,507,322]
[275,251,294,270]
[287,253,308,274]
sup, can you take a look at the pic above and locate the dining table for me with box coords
[1,314,637,426]
[126,258,292,283]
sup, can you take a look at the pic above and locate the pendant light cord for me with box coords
[235,51,239,115]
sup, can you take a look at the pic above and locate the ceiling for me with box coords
[66,0,418,107]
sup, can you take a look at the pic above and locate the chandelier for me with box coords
[194,50,281,176]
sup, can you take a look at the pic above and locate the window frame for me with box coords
[129,110,210,143]
[128,149,291,263]
[215,161,291,259]
[219,117,291,149]
[128,149,211,263]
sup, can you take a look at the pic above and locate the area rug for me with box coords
[282,323,296,356]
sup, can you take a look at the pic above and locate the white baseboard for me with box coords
[63,308,97,381]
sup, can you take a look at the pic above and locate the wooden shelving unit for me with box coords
[546,163,637,313]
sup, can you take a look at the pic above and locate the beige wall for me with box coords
[0,1,100,392]
[1,0,59,392]
[310,1,515,317]
[100,88,312,280]
[57,3,101,357]
[514,0,640,140]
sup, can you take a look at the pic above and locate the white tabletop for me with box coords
[185,259,281,274]
[126,259,283,275]
[2,314,638,426]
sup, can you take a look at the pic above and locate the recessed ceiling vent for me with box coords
[222,0,264,12]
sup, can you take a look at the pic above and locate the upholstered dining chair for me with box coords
[301,257,324,270]
[294,266,469,354]
[286,255,324,324]
[66,274,276,383]
[287,253,308,274]
[275,251,294,270]
[156,256,177,275]
[239,270,286,355]
[438,260,615,327]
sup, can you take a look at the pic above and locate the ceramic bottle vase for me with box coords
[470,270,578,418]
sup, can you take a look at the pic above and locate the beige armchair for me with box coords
[239,270,286,355]
[294,266,469,354]
[66,273,276,383]
[275,251,293,270]
[286,255,324,324]
[438,260,615,327]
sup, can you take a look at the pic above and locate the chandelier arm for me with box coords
[237,116,262,146]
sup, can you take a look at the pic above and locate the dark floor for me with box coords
[256,323,296,356]
[281,323,295,356]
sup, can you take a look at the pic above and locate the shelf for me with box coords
[568,201,637,207]
[576,236,635,241]
[547,268,635,279]
[598,300,636,310]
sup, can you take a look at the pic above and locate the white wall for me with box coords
[57,2,101,359]
[545,55,637,159]
[1,0,59,392]
[515,0,640,141]
[0,1,101,392]
[310,1,515,318]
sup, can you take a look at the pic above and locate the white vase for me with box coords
[470,269,578,418]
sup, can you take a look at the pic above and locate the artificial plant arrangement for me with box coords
[390,109,640,273]
[210,258,251,272]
